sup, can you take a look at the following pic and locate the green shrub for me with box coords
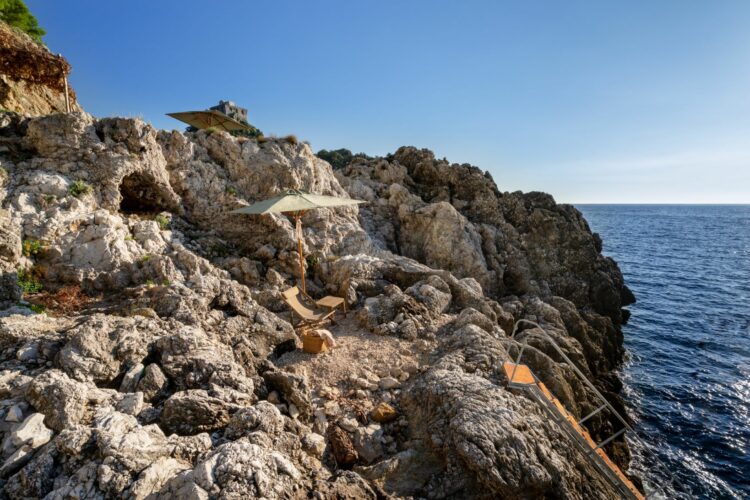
[230,121,263,139]
[22,238,41,257]
[124,234,134,241]
[68,180,92,198]
[225,186,237,197]
[140,254,151,263]
[284,135,298,145]
[154,214,169,230]
[0,0,46,44]
[306,254,319,269]
[162,279,170,286]
[145,279,155,287]
[316,148,372,169]
[29,303,45,314]
[17,268,42,294]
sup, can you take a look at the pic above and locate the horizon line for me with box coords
[567,202,750,206]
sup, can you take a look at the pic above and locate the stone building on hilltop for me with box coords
[210,100,248,123]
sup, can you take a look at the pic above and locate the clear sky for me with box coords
[27,1,750,203]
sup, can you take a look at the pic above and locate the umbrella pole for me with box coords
[295,213,306,295]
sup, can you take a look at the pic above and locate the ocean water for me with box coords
[577,205,750,499]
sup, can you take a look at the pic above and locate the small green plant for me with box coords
[145,279,155,287]
[154,214,169,230]
[68,180,93,198]
[284,135,299,145]
[17,268,42,294]
[225,186,237,197]
[204,126,220,135]
[29,303,45,314]
[124,234,134,241]
[229,121,263,139]
[306,254,319,269]
[39,194,56,207]
[162,279,170,286]
[22,239,42,257]
[140,254,151,263]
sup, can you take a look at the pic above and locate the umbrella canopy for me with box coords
[231,189,365,294]
[230,189,365,215]
[167,109,252,132]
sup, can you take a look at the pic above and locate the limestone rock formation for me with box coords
[0,110,638,498]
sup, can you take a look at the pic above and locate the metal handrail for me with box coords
[510,319,634,434]
[507,319,692,499]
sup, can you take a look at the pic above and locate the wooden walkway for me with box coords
[503,362,645,500]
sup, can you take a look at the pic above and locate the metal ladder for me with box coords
[503,319,691,500]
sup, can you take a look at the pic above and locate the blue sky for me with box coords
[28,1,750,203]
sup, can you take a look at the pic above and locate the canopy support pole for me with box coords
[294,212,307,295]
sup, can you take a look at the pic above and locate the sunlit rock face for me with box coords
[0,113,632,499]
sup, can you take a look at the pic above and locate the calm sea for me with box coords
[577,205,750,499]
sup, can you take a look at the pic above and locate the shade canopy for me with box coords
[167,110,251,132]
[230,189,365,215]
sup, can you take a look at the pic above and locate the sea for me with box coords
[577,205,750,499]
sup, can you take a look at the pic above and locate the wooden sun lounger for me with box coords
[281,286,337,329]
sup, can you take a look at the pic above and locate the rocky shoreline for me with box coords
[0,112,635,498]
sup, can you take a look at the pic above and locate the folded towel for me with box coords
[314,328,336,348]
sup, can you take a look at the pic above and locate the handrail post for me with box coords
[578,403,607,425]
[509,343,526,383]
[591,428,627,452]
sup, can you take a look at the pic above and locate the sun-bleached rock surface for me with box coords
[0,111,635,498]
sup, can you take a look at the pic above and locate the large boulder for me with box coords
[160,390,232,436]
[24,370,102,432]
[156,328,254,395]
[262,369,312,421]
[156,438,301,498]
[398,201,491,289]
[57,315,158,384]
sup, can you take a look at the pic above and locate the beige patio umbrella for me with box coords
[166,109,252,132]
[230,189,365,294]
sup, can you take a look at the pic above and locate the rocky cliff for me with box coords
[0,22,79,116]
[0,111,636,499]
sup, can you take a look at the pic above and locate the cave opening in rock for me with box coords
[119,173,169,214]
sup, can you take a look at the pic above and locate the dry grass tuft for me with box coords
[29,285,92,316]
